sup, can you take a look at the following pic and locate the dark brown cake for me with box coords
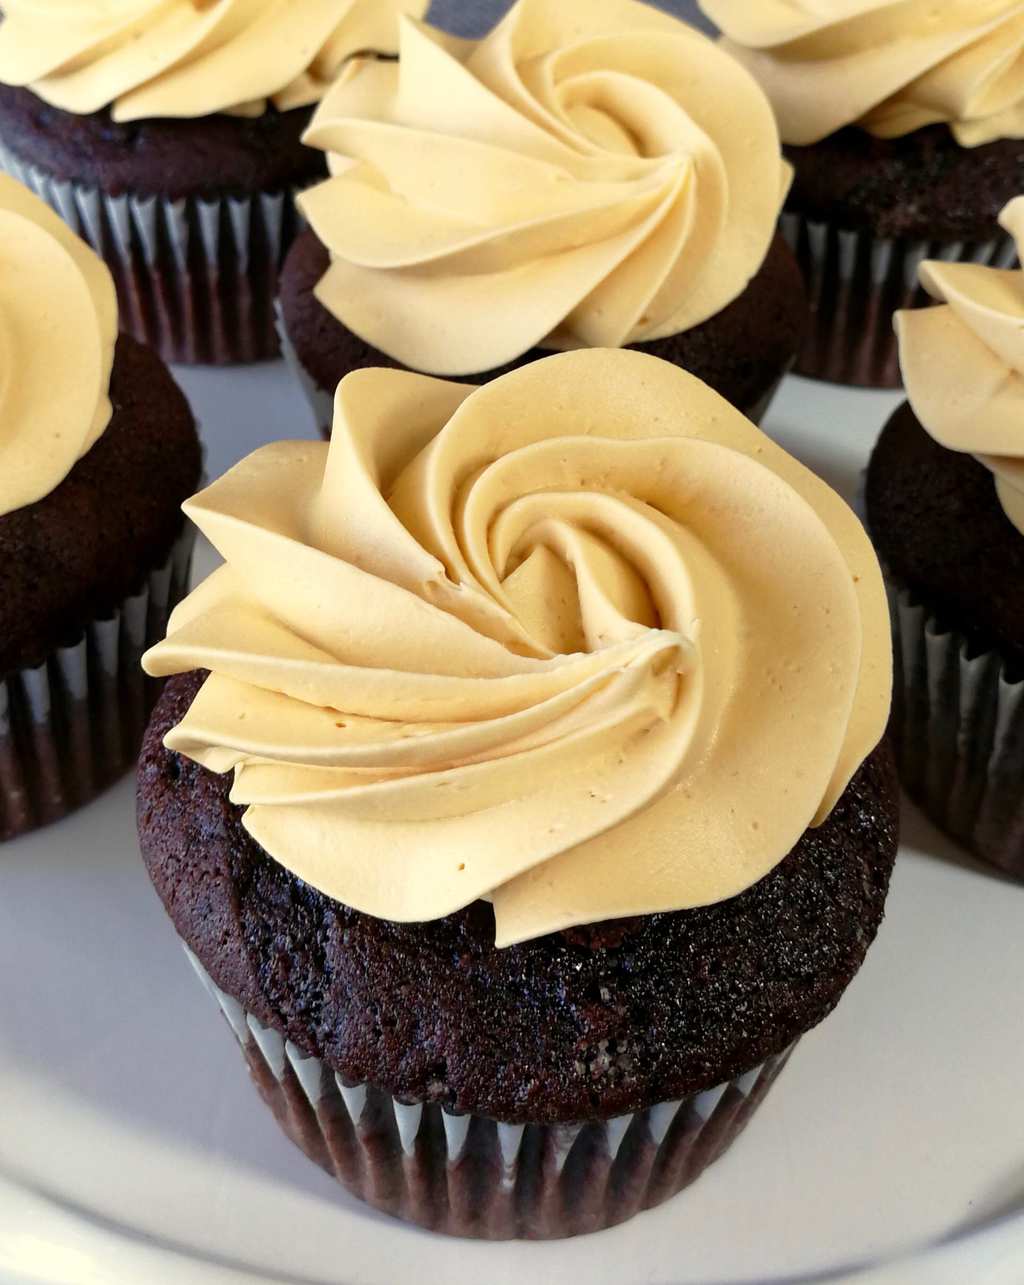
[139,669,899,1125]
[0,86,326,364]
[866,400,1024,678]
[780,125,1024,387]
[1,333,200,842]
[0,334,201,677]
[0,85,325,200]
[786,124,1024,242]
[278,228,807,430]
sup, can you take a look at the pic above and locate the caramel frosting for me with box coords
[0,175,115,519]
[144,350,890,946]
[896,197,1024,535]
[702,1,1024,147]
[298,0,790,376]
[0,0,427,122]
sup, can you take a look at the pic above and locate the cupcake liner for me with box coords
[888,580,1024,877]
[277,304,792,440]
[276,303,336,438]
[0,525,195,843]
[185,947,795,1240]
[780,212,1018,388]
[0,142,304,367]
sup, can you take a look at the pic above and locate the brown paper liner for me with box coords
[889,581,1024,877]
[0,526,195,842]
[186,947,795,1240]
[781,212,1018,388]
[0,143,304,367]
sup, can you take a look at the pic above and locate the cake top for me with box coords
[702,1,1024,147]
[298,0,790,376]
[0,174,115,519]
[0,0,427,121]
[144,350,890,946]
[897,196,1024,536]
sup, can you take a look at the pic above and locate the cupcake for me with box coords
[278,0,807,436]
[702,1,1024,388]
[138,349,896,1239]
[0,175,200,842]
[0,0,427,365]
[866,196,1024,877]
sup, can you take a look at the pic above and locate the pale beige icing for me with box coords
[143,350,890,946]
[298,0,790,376]
[702,1,1024,147]
[0,0,427,122]
[896,196,1024,535]
[0,174,115,519]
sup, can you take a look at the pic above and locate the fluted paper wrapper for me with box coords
[781,212,1017,388]
[890,583,1024,877]
[277,304,336,439]
[0,526,195,842]
[0,143,303,367]
[186,948,794,1240]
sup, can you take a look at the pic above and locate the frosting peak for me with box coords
[702,1,1024,147]
[0,0,427,122]
[0,175,116,519]
[144,350,890,946]
[896,197,1024,534]
[299,0,790,376]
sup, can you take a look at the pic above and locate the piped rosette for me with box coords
[144,350,890,946]
[897,195,1024,535]
[298,0,790,375]
[0,174,115,518]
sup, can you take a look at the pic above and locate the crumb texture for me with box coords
[139,672,899,1124]
[786,124,1024,241]
[867,400,1024,676]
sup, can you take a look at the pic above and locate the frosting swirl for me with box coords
[0,174,115,519]
[702,1,1024,147]
[298,0,790,376]
[143,350,890,946]
[0,0,427,122]
[897,197,1024,535]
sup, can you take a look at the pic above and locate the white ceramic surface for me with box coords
[0,364,1022,1285]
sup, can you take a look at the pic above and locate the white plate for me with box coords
[1,364,1023,1285]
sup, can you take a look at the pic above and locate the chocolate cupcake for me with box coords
[0,176,200,842]
[866,196,1024,877]
[0,0,427,365]
[703,1,1024,387]
[278,0,806,434]
[138,349,896,1238]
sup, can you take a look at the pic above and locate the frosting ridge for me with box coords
[298,0,790,375]
[0,0,427,122]
[896,196,1024,534]
[143,350,890,946]
[0,174,116,519]
[701,1,1024,147]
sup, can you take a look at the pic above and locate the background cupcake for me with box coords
[0,176,200,842]
[866,196,1024,876]
[702,0,1024,388]
[279,0,806,434]
[138,350,895,1239]
[0,0,427,365]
